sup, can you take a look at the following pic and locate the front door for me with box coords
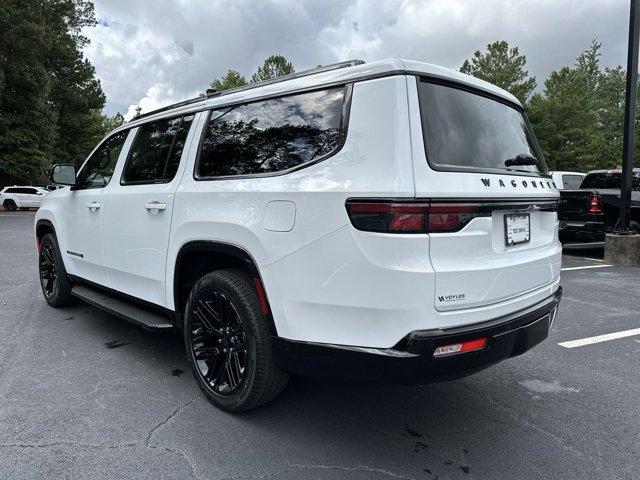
[102,114,196,307]
[60,130,131,287]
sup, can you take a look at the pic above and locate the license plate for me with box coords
[504,213,530,246]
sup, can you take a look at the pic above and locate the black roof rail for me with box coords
[133,59,365,121]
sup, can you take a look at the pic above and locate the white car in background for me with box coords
[0,186,49,211]
[551,171,586,190]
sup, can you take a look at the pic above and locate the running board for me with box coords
[71,285,174,331]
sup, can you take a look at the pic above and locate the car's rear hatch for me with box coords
[408,72,561,312]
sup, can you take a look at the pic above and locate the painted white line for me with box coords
[561,264,612,271]
[559,328,640,348]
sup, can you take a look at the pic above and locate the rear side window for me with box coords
[196,87,345,179]
[77,131,129,188]
[561,175,584,189]
[122,115,194,185]
[418,81,548,175]
[5,188,17,193]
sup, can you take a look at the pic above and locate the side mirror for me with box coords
[50,164,77,186]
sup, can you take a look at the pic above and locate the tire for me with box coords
[3,200,17,211]
[19,207,30,211]
[39,233,74,307]
[183,269,289,412]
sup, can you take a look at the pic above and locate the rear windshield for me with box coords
[580,172,640,190]
[561,174,584,189]
[418,80,547,175]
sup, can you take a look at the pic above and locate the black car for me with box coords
[558,168,640,246]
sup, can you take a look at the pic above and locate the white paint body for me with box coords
[36,59,562,349]
[1,186,48,209]
[550,171,586,190]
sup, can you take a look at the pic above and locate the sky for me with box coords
[83,0,632,119]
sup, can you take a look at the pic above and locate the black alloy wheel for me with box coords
[39,241,58,300]
[184,270,289,412]
[38,234,74,307]
[190,290,248,395]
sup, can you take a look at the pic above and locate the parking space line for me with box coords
[559,328,640,348]
[561,264,612,271]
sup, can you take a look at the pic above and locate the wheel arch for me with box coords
[173,241,278,336]
[35,219,57,251]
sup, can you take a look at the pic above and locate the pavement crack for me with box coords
[145,394,203,480]
[219,464,416,479]
[146,394,202,446]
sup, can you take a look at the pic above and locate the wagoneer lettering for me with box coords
[36,58,562,412]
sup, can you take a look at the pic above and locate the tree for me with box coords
[0,0,106,183]
[528,67,597,171]
[251,55,295,83]
[460,40,536,104]
[210,69,246,92]
[527,40,631,171]
[0,0,57,183]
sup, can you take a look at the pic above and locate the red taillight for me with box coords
[433,337,488,358]
[346,202,429,233]
[587,193,602,214]
[346,201,484,234]
[427,203,482,232]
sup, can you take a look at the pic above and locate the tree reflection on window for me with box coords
[197,87,344,178]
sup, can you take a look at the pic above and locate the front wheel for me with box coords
[39,234,74,307]
[183,270,289,412]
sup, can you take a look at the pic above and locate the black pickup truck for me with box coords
[558,168,640,246]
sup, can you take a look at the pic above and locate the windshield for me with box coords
[418,80,548,175]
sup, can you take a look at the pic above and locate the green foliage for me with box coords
[460,40,537,104]
[528,40,632,171]
[0,0,107,184]
[210,69,247,92]
[251,55,295,83]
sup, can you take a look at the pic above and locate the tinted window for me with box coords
[196,87,345,178]
[4,188,17,194]
[121,115,193,185]
[561,175,584,189]
[77,131,129,188]
[418,81,547,174]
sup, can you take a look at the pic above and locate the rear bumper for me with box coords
[273,287,562,384]
[559,219,607,243]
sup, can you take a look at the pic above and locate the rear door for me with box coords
[102,114,196,307]
[408,77,561,311]
[24,188,42,207]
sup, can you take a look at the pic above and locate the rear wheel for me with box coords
[3,200,17,211]
[39,234,74,307]
[183,270,288,412]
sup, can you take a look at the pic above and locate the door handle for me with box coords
[86,202,101,211]
[144,201,167,211]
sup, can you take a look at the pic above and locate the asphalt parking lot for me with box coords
[1,211,639,480]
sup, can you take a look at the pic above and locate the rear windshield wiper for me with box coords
[504,153,539,168]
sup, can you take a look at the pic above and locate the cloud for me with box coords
[84,0,631,117]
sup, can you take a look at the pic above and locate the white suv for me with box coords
[1,186,48,211]
[36,59,562,412]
